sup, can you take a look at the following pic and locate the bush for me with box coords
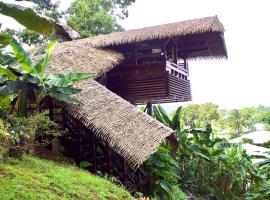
[144,146,187,200]
[0,120,11,158]
[0,112,62,158]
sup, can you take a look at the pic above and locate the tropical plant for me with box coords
[144,146,187,200]
[0,119,11,157]
[227,109,247,137]
[0,34,93,116]
[0,0,79,41]
[198,102,219,126]
[180,104,200,128]
[152,105,270,199]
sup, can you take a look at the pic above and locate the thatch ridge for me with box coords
[75,16,225,48]
[65,79,173,168]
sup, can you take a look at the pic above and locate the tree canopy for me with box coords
[66,0,135,37]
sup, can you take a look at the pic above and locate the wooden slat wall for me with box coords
[168,74,192,102]
[106,62,192,104]
[107,62,169,104]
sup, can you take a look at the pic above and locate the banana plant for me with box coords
[0,33,93,116]
[0,1,80,41]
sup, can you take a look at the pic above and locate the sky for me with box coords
[1,0,270,111]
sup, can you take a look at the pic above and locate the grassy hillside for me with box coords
[0,155,135,200]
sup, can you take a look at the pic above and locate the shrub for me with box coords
[0,112,62,158]
[0,120,11,158]
[144,146,187,200]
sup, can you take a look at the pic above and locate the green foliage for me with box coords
[241,107,262,132]
[66,0,135,37]
[0,155,134,200]
[0,1,63,46]
[7,112,59,137]
[227,109,247,137]
[0,112,61,158]
[0,120,11,157]
[144,146,187,200]
[198,102,219,125]
[0,1,79,41]
[0,2,56,36]
[0,34,93,116]
[152,105,270,199]
[181,104,200,128]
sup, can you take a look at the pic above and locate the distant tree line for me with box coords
[175,102,269,138]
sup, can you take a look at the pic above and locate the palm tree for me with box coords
[227,109,247,136]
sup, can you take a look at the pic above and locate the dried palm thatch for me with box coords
[76,16,225,47]
[45,42,124,78]
[65,79,173,168]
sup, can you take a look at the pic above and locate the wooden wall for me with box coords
[106,61,192,104]
[107,61,169,104]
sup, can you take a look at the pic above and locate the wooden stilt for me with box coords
[146,102,153,116]
[92,134,97,172]
[122,158,127,185]
[107,143,112,176]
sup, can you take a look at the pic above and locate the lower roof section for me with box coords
[65,79,173,168]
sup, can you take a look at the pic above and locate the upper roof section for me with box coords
[75,15,227,59]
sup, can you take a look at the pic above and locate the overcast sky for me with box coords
[1,0,270,110]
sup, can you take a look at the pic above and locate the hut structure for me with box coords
[43,16,227,190]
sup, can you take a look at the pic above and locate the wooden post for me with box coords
[92,133,97,172]
[146,102,152,116]
[122,158,127,185]
[135,169,140,190]
[107,143,112,176]
[77,122,83,161]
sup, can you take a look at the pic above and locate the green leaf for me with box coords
[46,72,93,82]
[0,85,13,96]
[52,86,81,95]
[157,105,171,126]
[45,78,74,87]
[35,41,57,78]
[0,95,13,109]
[160,180,172,194]
[0,2,80,40]
[171,106,182,130]
[0,33,12,49]
[0,68,17,80]
[0,75,8,84]
[51,92,80,104]
[9,38,35,73]
[153,105,165,124]
[194,152,211,162]
[0,2,54,36]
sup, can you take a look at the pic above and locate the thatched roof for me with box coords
[90,16,224,46]
[46,42,124,78]
[64,79,173,168]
